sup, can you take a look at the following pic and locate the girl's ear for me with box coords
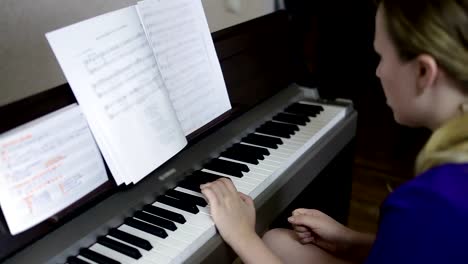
[415,54,439,96]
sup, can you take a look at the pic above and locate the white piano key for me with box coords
[77,255,99,264]
[105,236,173,264]
[218,157,276,173]
[89,243,140,264]
[202,169,259,187]
[118,225,183,257]
[153,202,214,230]
[107,236,173,264]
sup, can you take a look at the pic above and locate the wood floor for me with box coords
[346,101,431,233]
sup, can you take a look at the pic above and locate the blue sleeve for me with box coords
[364,184,468,264]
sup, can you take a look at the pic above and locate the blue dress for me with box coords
[365,163,468,264]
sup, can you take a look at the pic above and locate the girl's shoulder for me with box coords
[383,163,468,215]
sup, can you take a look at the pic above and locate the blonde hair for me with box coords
[380,0,468,91]
[378,0,468,174]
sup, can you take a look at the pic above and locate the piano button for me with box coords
[246,165,271,176]
[178,179,202,193]
[285,103,322,116]
[171,220,205,237]
[118,225,181,257]
[164,226,197,244]
[97,236,142,260]
[242,133,282,149]
[134,211,177,231]
[108,228,153,251]
[105,236,173,264]
[166,189,208,207]
[142,205,186,224]
[262,122,297,135]
[267,121,300,132]
[233,143,270,157]
[220,150,259,165]
[256,126,291,138]
[124,218,168,239]
[226,145,264,161]
[274,112,310,125]
[156,195,199,214]
[153,202,213,229]
[219,157,276,173]
[89,244,138,264]
[193,170,230,183]
[77,255,99,264]
[79,248,120,264]
[204,158,249,175]
[297,102,324,111]
[202,169,259,188]
[68,256,90,264]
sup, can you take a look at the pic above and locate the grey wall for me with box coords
[0,0,276,106]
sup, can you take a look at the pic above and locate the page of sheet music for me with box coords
[46,6,187,184]
[137,0,232,135]
[0,104,108,235]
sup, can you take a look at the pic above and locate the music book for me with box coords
[46,0,231,185]
[0,104,108,235]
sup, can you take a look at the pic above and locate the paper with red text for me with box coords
[0,104,108,235]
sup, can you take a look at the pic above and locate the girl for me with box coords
[201,0,468,263]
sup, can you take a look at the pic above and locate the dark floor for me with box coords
[346,98,431,233]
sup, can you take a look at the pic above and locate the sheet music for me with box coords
[137,0,232,135]
[0,104,108,235]
[46,6,187,184]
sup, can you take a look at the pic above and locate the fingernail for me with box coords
[200,184,207,189]
[288,217,294,222]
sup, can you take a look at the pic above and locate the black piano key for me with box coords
[264,121,299,132]
[67,256,90,264]
[256,125,291,138]
[124,218,168,239]
[259,123,294,137]
[166,189,208,207]
[134,211,177,231]
[79,248,120,264]
[156,195,199,214]
[273,112,310,126]
[204,159,248,177]
[142,205,186,224]
[108,228,153,251]
[285,103,323,117]
[242,133,283,149]
[221,149,259,164]
[229,145,264,160]
[192,170,227,183]
[97,236,142,260]
[232,143,270,156]
[178,179,203,193]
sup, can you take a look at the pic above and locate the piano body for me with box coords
[0,11,357,264]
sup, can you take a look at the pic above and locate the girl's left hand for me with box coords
[201,178,256,245]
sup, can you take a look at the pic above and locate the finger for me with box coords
[219,178,237,194]
[292,208,313,216]
[201,187,220,207]
[238,192,254,206]
[300,237,315,244]
[293,225,309,233]
[295,231,312,239]
[210,179,230,198]
[288,214,319,228]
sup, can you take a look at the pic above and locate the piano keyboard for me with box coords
[65,101,347,264]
